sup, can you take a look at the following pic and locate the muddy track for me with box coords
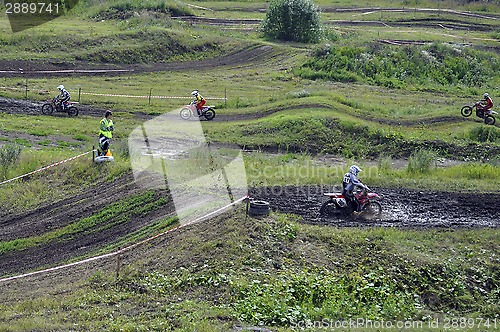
[0,172,177,277]
[0,45,276,78]
[250,185,500,228]
[1,170,498,278]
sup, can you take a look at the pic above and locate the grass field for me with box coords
[0,0,499,330]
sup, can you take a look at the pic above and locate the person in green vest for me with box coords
[98,111,114,156]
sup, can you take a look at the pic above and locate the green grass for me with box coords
[0,211,498,331]
[243,151,500,192]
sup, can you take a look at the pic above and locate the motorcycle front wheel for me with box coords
[67,107,78,116]
[460,106,472,117]
[203,109,215,121]
[485,115,496,125]
[361,201,382,220]
[41,103,54,115]
[180,108,192,120]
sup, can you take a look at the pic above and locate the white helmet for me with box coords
[349,165,362,176]
[191,90,198,96]
[483,93,489,99]
[57,85,64,90]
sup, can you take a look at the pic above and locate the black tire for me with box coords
[485,115,496,125]
[361,201,382,219]
[203,109,215,121]
[249,200,270,216]
[461,106,472,117]
[41,103,54,115]
[319,201,337,216]
[180,108,192,120]
[67,106,78,116]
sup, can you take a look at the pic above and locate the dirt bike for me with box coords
[41,97,79,116]
[461,102,496,125]
[180,100,215,121]
[319,188,382,219]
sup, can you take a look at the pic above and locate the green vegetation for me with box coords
[0,212,498,331]
[0,144,22,180]
[261,0,323,43]
[295,43,500,91]
[0,0,499,330]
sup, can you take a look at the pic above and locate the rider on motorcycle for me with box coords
[477,93,493,116]
[342,165,369,212]
[191,90,206,115]
[56,85,71,110]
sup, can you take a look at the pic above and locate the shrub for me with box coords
[407,149,437,174]
[261,0,322,43]
[0,144,22,180]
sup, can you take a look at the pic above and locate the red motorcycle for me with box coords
[320,188,382,219]
[41,97,78,116]
[461,102,496,125]
[180,100,215,121]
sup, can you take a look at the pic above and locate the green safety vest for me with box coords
[100,118,114,138]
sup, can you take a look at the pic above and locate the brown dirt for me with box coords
[0,172,177,278]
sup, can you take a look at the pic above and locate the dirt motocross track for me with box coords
[1,173,499,278]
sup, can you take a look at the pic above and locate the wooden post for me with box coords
[116,249,121,278]
[78,87,81,103]
[92,145,95,163]
[149,88,152,106]
[224,88,227,107]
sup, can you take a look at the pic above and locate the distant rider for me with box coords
[342,165,369,212]
[56,85,71,110]
[191,90,206,115]
[98,111,114,157]
[478,93,493,116]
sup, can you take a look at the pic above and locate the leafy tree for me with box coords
[261,0,322,43]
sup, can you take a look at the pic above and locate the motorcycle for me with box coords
[319,188,382,219]
[461,102,496,125]
[180,100,215,121]
[41,97,79,116]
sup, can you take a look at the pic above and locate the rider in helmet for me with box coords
[342,165,369,212]
[478,93,493,116]
[191,90,206,115]
[56,85,71,110]
[98,110,114,157]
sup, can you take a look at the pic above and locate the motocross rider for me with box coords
[98,111,114,157]
[56,85,71,110]
[342,165,369,212]
[191,90,206,115]
[478,93,493,116]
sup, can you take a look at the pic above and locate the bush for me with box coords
[0,144,22,180]
[407,149,437,174]
[261,0,322,43]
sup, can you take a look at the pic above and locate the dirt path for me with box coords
[0,45,276,78]
[0,172,176,277]
[1,171,498,278]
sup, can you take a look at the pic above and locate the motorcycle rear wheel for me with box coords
[319,201,338,216]
[361,201,382,220]
[180,108,192,120]
[203,109,215,121]
[460,106,472,117]
[41,103,54,115]
[485,115,496,125]
[67,106,78,116]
